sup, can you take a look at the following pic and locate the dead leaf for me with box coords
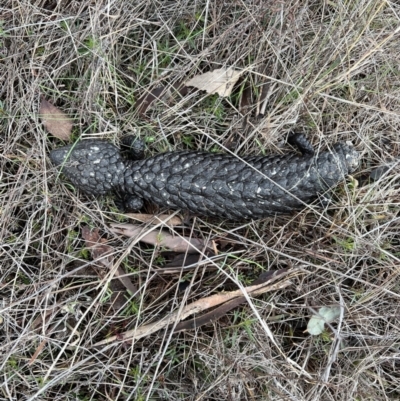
[173,269,289,332]
[125,213,182,227]
[239,83,252,115]
[81,226,114,265]
[39,98,73,141]
[162,250,215,268]
[185,67,244,97]
[136,78,189,117]
[174,296,248,332]
[172,79,189,97]
[110,223,211,253]
[136,86,165,116]
[81,226,138,296]
[92,268,300,346]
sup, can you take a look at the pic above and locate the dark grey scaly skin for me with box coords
[49,135,359,220]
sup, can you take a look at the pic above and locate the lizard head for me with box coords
[332,142,360,174]
[50,140,126,196]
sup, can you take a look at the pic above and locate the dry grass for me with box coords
[1,0,400,400]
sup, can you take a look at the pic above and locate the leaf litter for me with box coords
[92,268,300,346]
[185,67,245,97]
[39,98,73,141]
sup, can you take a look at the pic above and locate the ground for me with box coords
[1,1,400,400]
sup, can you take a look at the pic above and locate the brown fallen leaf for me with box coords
[39,98,73,141]
[174,296,248,332]
[185,67,244,97]
[136,86,165,116]
[136,79,188,117]
[81,226,113,264]
[125,213,182,227]
[239,83,252,115]
[172,269,289,332]
[110,223,211,253]
[161,250,216,268]
[81,226,138,296]
[92,268,300,346]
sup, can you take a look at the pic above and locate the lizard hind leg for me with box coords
[121,135,145,160]
[287,132,315,155]
[114,193,144,212]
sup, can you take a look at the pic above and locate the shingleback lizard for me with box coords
[49,134,359,220]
